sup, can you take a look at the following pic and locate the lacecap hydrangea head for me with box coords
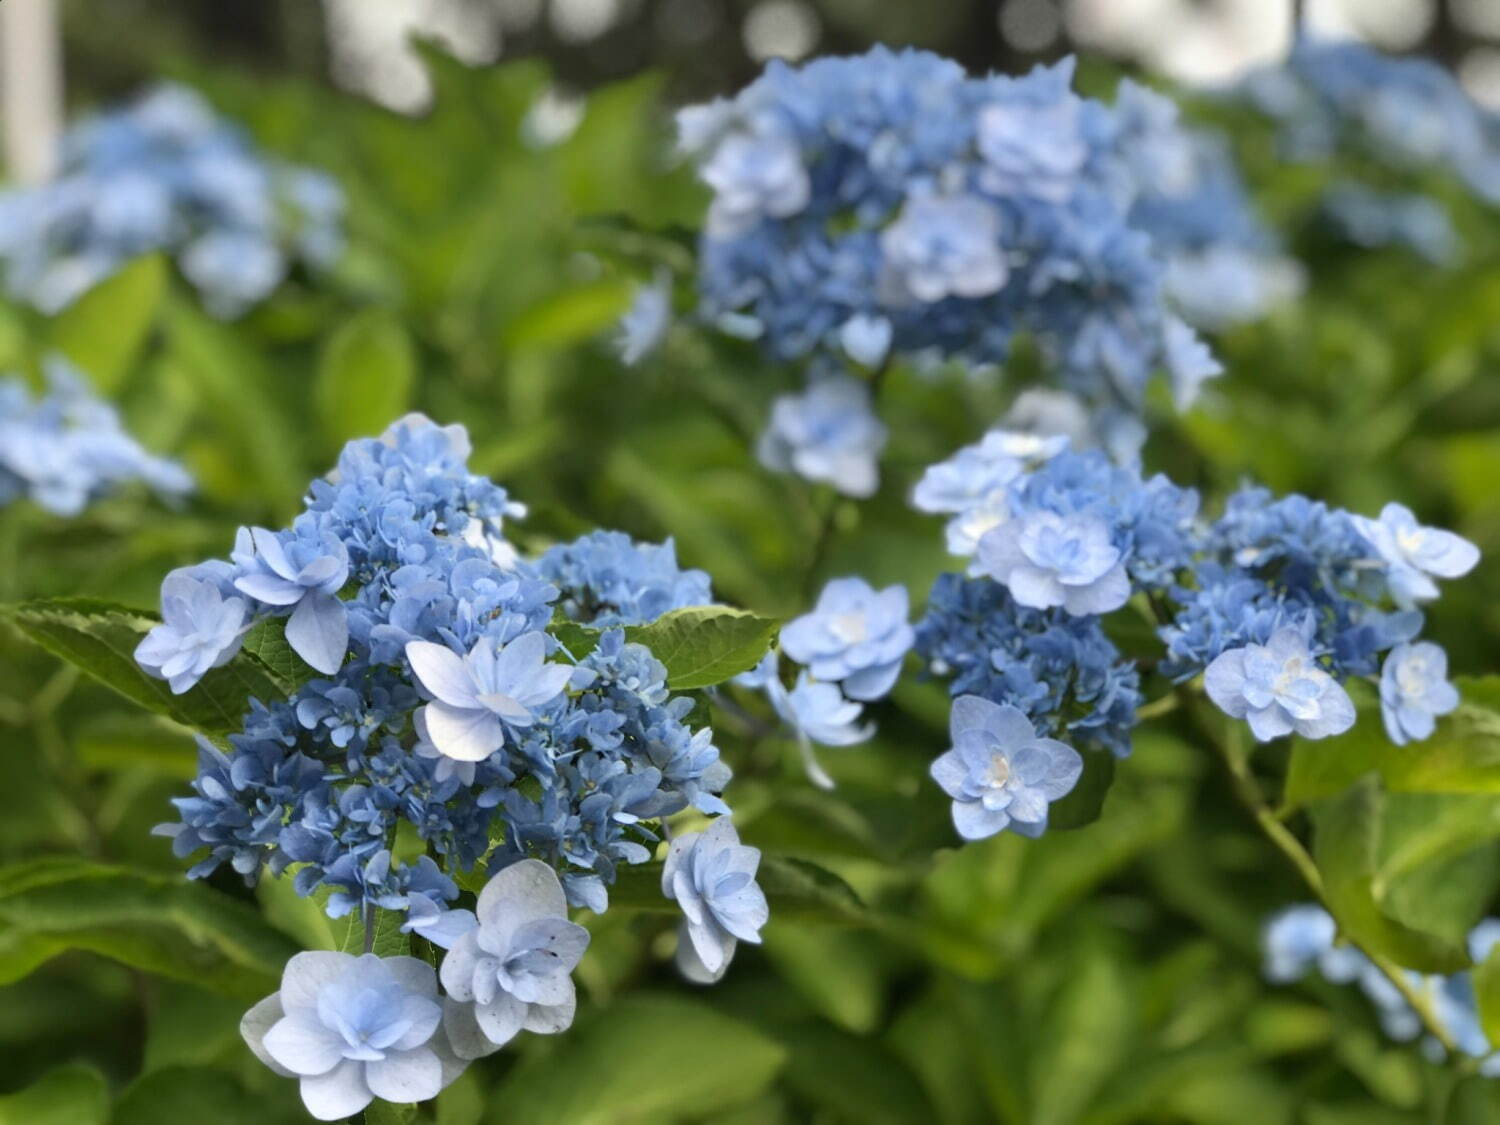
[0,83,343,317]
[682,47,1223,422]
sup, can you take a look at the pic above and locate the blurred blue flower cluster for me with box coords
[908,426,1478,838]
[678,47,1281,479]
[0,356,192,515]
[141,413,741,924]
[1112,81,1302,331]
[0,84,344,316]
[1236,39,1500,264]
[1265,906,1500,1075]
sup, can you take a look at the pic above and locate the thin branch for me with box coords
[1192,697,1457,1054]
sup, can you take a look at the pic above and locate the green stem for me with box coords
[1193,696,1458,1054]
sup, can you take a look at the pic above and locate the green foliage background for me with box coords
[3,46,1500,1125]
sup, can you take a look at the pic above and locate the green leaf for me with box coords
[366,1102,419,1125]
[240,616,321,696]
[0,857,299,999]
[1310,775,1469,973]
[0,1063,109,1125]
[332,905,410,958]
[0,597,285,738]
[622,606,779,690]
[1475,944,1500,1050]
[48,254,167,391]
[503,278,634,352]
[776,1023,935,1125]
[486,993,786,1124]
[762,926,893,1033]
[114,1067,286,1125]
[315,308,416,446]
[1284,677,1500,808]
[548,618,602,661]
[608,855,863,924]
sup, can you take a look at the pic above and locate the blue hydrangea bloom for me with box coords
[1205,625,1356,741]
[149,414,735,921]
[0,357,192,515]
[135,570,250,694]
[537,530,712,627]
[439,860,589,1058]
[756,375,887,497]
[1234,40,1500,262]
[1352,502,1480,609]
[234,524,352,674]
[1113,80,1300,334]
[915,573,1142,759]
[240,951,452,1121]
[930,694,1082,840]
[683,49,1224,425]
[780,577,913,701]
[976,508,1130,616]
[406,632,574,762]
[1380,641,1460,745]
[878,193,1008,304]
[662,817,769,983]
[0,84,343,316]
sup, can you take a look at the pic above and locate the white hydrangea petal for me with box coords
[239,993,294,1078]
[405,641,480,709]
[298,1059,373,1122]
[280,951,354,1015]
[364,1047,443,1105]
[476,858,569,935]
[443,997,503,1061]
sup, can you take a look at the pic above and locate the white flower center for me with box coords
[830,611,868,645]
[983,752,1011,790]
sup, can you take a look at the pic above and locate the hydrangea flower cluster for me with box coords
[0,357,192,516]
[680,48,1246,477]
[732,575,913,788]
[909,426,1478,838]
[0,84,343,316]
[1112,81,1302,331]
[1234,39,1500,264]
[133,414,771,1116]
[1264,905,1500,1075]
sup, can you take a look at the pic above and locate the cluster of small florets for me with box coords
[0,356,192,515]
[535,530,712,627]
[1112,81,1302,331]
[1234,39,1500,264]
[139,415,738,916]
[1163,493,1474,744]
[909,427,1478,839]
[138,414,770,1116]
[1265,906,1500,1074]
[678,48,1233,467]
[0,84,343,316]
[733,575,914,788]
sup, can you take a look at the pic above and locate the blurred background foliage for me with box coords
[3,7,1500,1125]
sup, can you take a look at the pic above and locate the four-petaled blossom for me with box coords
[757,376,888,498]
[1380,641,1459,745]
[879,194,1008,305]
[1352,502,1480,608]
[662,818,769,983]
[134,570,249,694]
[234,526,351,674]
[1204,626,1356,741]
[976,509,1130,615]
[406,632,572,762]
[781,577,914,701]
[239,951,451,1121]
[929,695,1083,840]
[701,130,810,236]
[439,859,590,1058]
